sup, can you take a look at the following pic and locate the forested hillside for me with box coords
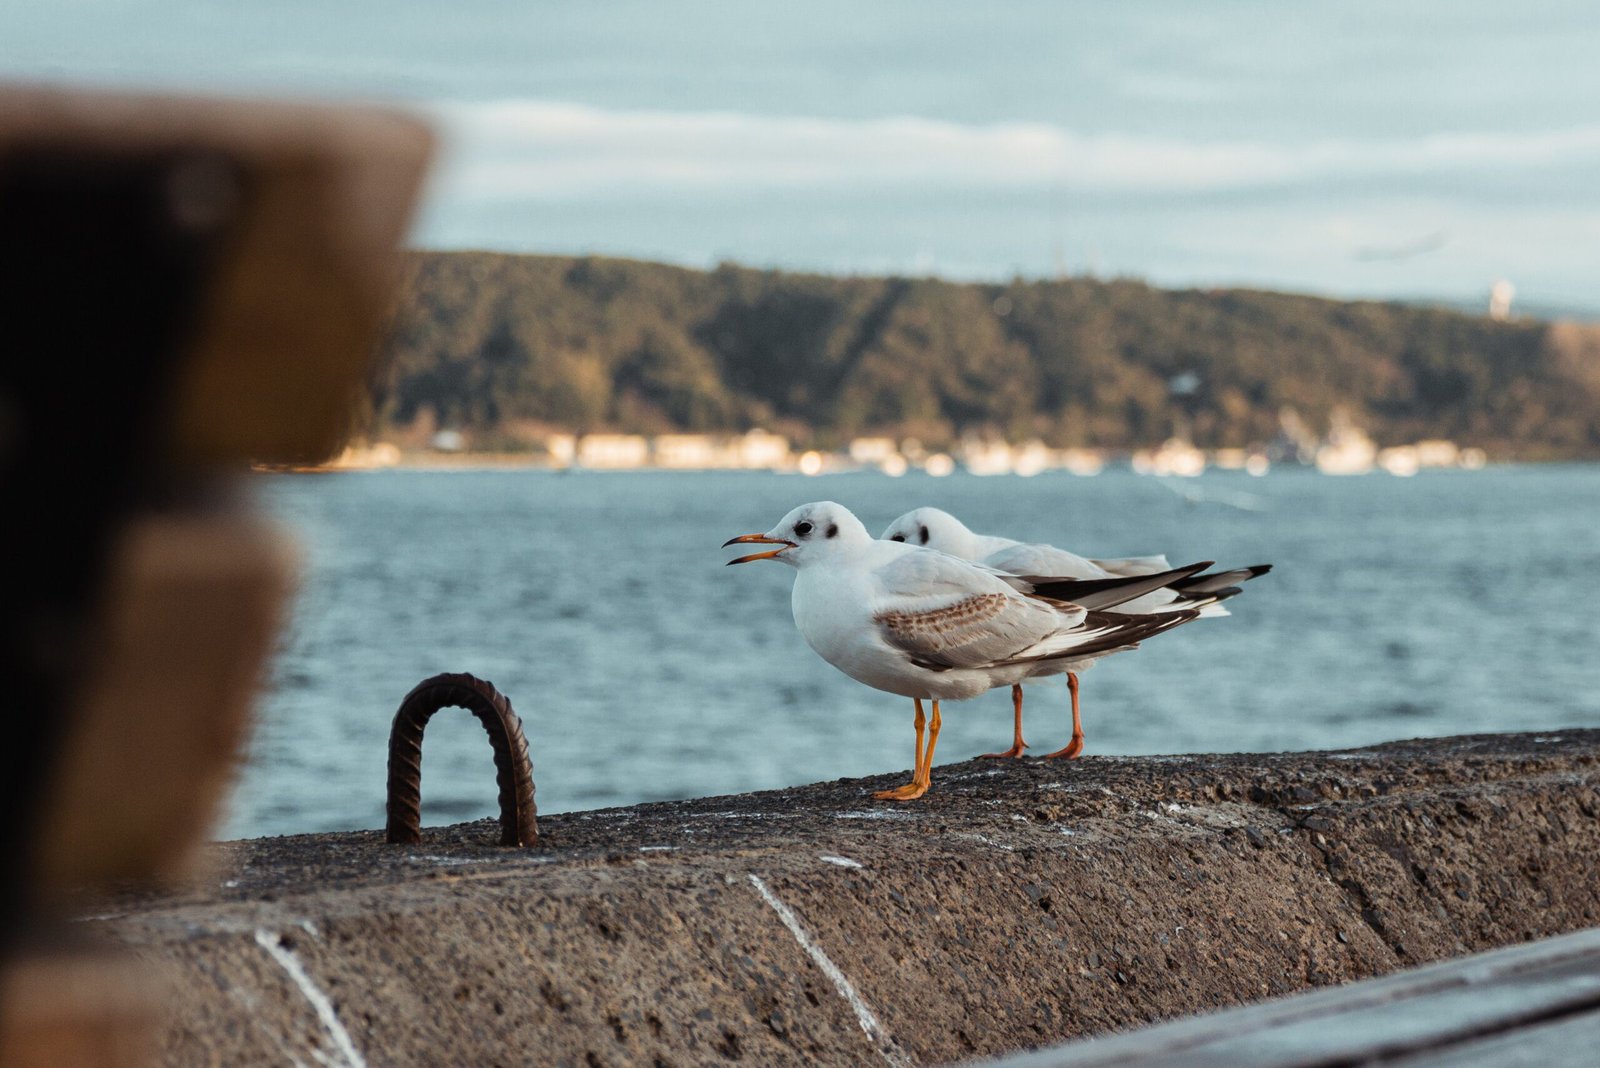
[369,252,1600,458]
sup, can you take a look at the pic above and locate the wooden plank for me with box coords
[983,927,1600,1067]
[1193,961,1600,1067]
[1389,1010,1600,1067]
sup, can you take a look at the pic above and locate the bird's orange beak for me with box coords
[722,533,795,565]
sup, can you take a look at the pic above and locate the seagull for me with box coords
[724,502,1210,801]
[880,507,1271,761]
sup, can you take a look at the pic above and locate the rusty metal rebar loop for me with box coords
[385,673,537,846]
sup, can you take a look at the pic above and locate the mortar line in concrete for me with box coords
[254,928,368,1068]
[747,874,912,1068]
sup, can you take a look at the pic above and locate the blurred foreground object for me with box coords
[0,84,431,1065]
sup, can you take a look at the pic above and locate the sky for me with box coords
[5,1,1597,312]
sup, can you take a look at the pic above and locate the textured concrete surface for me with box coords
[89,730,1600,1066]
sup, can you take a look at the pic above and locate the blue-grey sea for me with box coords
[222,465,1600,840]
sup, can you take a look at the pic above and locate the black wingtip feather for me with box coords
[1169,563,1274,595]
[1027,561,1213,611]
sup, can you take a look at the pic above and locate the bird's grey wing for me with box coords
[1091,553,1173,576]
[870,551,1082,670]
[984,542,1109,580]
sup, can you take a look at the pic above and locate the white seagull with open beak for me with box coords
[880,506,1271,761]
[724,502,1209,800]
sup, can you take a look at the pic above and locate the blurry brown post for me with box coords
[0,86,431,1065]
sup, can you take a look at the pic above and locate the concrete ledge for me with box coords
[980,926,1600,1066]
[94,730,1600,1066]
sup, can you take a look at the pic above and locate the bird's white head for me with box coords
[880,507,981,558]
[724,501,872,569]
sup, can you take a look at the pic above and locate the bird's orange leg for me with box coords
[917,701,943,791]
[980,684,1029,759]
[876,699,941,801]
[875,699,927,800]
[1040,672,1086,759]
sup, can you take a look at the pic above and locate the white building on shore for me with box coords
[576,433,651,469]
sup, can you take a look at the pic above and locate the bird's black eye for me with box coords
[826,523,838,539]
[890,534,905,542]
[918,525,930,545]
[794,520,813,537]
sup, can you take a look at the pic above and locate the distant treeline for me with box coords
[369,251,1600,458]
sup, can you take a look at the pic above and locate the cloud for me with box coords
[426,99,1600,202]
